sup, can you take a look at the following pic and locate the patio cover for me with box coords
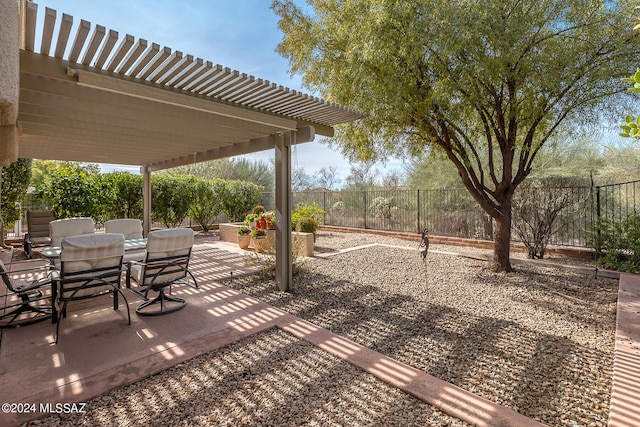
[1,1,363,291]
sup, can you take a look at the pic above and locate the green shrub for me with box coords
[291,202,324,230]
[214,179,263,222]
[151,174,195,228]
[188,176,222,232]
[295,216,318,240]
[37,163,104,220]
[594,212,640,273]
[105,172,144,219]
[252,205,265,215]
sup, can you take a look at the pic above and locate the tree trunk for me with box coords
[491,206,513,272]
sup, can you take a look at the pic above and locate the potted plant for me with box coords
[252,206,267,229]
[237,226,252,249]
[262,211,276,229]
[295,216,319,241]
[250,228,269,252]
[244,213,259,229]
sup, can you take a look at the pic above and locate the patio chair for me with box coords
[49,217,95,248]
[104,219,145,263]
[53,233,130,344]
[126,228,198,316]
[23,210,56,259]
[0,259,54,328]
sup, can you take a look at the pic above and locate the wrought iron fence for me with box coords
[13,180,640,249]
[262,182,640,248]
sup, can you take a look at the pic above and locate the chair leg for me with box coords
[135,289,186,316]
[55,284,131,344]
[0,293,52,328]
[23,236,33,260]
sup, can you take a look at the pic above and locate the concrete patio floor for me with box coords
[0,235,638,426]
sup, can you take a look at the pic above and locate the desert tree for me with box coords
[273,0,639,271]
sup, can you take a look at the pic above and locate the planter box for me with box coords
[219,222,245,244]
[293,231,314,257]
[218,223,313,256]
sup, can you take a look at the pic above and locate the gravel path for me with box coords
[29,231,617,426]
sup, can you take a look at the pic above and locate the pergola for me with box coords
[0,1,362,291]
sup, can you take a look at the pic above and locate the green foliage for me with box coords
[0,159,32,227]
[30,160,99,189]
[214,179,263,222]
[620,69,640,139]
[244,213,260,224]
[237,226,251,236]
[36,163,103,219]
[291,202,324,230]
[262,210,276,226]
[171,157,275,192]
[188,176,222,232]
[252,205,265,215]
[620,114,640,139]
[250,228,267,238]
[151,174,195,228]
[295,216,318,237]
[594,212,640,273]
[105,172,144,219]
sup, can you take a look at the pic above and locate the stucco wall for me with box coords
[0,0,19,165]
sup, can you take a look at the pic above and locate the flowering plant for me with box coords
[250,228,267,238]
[262,211,276,224]
[237,226,251,236]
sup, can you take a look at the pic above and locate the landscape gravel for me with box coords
[28,230,618,426]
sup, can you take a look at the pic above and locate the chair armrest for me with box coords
[3,261,55,275]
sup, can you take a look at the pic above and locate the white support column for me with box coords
[275,131,293,291]
[0,0,20,167]
[142,166,151,236]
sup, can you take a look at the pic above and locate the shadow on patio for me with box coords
[1,236,543,426]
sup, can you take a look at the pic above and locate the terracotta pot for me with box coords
[252,237,270,253]
[237,234,251,249]
[266,221,274,229]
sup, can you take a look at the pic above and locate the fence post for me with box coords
[416,189,421,233]
[596,186,601,221]
[363,191,367,229]
[323,191,327,225]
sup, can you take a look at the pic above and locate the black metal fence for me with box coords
[13,180,640,249]
[262,180,640,249]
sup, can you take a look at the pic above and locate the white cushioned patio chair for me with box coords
[126,228,198,316]
[53,233,129,344]
[0,259,54,328]
[104,219,145,262]
[50,217,95,248]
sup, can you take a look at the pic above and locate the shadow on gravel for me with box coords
[226,252,615,426]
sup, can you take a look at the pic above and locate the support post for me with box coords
[142,166,151,236]
[275,131,293,291]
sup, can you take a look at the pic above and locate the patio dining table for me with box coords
[41,238,148,261]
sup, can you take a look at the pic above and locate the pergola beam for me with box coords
[146,126,314,172]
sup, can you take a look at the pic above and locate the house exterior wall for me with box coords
[0,0,19,166]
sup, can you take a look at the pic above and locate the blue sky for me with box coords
[31,0,402,183]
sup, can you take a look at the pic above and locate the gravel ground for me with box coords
[28,230,618,427]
